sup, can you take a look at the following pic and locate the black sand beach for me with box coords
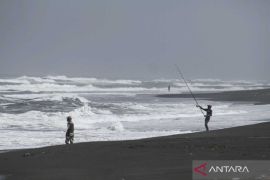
[1,89,270,180]
[157,88,270,105]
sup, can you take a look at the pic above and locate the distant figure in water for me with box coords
[197,105,212,131]
[168,85,171,92]
[65,116,74,144]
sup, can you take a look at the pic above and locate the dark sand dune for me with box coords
[0,122,270,180]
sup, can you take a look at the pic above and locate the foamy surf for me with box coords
[0,76,270,150]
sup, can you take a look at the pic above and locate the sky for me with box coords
[0,0,269,80]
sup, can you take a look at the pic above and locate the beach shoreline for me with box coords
[0,121,270,180]
[156,88,270,105]
[1,88,270,180]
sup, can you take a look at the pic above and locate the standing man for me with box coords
[65,116,74,144]
[168,85,171,92]
[197,105,212,131]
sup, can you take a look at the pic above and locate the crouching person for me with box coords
[65,116,74,144]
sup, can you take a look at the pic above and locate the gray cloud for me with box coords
[0,0,269,80]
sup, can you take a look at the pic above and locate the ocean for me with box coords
[0,76,270,150]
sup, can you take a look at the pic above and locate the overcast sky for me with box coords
[0,0,269,80]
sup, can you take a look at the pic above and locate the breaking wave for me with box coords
[0,76,270,150]
[0,76,269,93]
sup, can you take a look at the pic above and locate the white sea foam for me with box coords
[17,76,56,83]
[0,83,161,93]
[0,82,265,94]
[0,76,268,93]
[2,93,89,103]
[0,99,270,150]
[0,76,270,150]
[45,75,142,85]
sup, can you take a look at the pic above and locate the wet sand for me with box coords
[0,89,270,180]
[157,88,270,104]
[0,122,270,180]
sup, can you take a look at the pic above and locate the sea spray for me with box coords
[0,76,270,150]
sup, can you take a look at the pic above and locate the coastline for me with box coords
[156,88,270,105]
[0,122,270,180]
[1,88,270,180]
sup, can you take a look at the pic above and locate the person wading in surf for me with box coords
[65,116,74,144]
[196,105,212,131]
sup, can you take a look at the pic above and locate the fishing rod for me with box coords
[174,64,205,116]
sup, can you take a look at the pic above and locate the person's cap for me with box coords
[207,105,212,108]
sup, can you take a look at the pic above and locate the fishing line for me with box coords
[174,64,205,116]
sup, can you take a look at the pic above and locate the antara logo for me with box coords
[209,166,249,173]
[194,162,250,177]
[194,162,208,176]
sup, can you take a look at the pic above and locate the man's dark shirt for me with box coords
[201,108,212,117]
[67,122,74,135]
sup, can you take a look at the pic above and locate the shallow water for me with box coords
[0,76,270,150]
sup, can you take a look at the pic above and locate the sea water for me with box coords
[0,76,270,150]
